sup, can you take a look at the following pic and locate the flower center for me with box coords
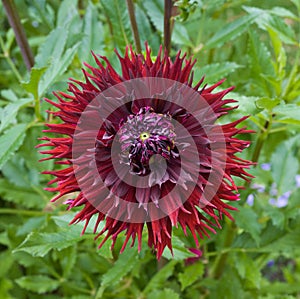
[118,107,178,176]
[140,132,150,141]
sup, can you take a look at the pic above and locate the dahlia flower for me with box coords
[39,45,253,259]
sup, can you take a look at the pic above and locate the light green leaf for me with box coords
[16,275,60,294]
[0,178,46,208]
[148,289,180,299]
[0,98,32,133]
[265,206,285,229]
[271,139,299,194]
[234,206,262,245]
[0,124,27,169]
[34,27,68,68]
[178,262,204,290]
[143,0,164,33]
[135,4,160,51]
[78,2,104,63]
[256,97,280,110]
[101,0,132,49]
[273,104,300,121]
[22,67,47,99]
[16,216,47,236]
[95,247,138,298]
[38,42,80,96]
[204,13,258,49]
[267,16,297,45]
[234,94,261,115]
[234,253,261,289]
[143,260,177,294]
[261,228,300,255]
[194,62,242,84]
[162,235,195,260]
[52,213,102,234]
[0,89,18,102]
[56,0,78,27]
[172,22,193,47]
[14,229,86,257]
[248,30,276,79]
[270,6,299,19]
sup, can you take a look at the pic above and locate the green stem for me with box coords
[212,220,236,279]
[0,36,22,81]
[126,0,142,53]
[0,208,47,216]
[2,0,34,71]
[164,0,173,53]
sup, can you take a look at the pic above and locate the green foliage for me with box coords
[0,0,300,298]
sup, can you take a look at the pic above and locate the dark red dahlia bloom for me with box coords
[39,46,253,259]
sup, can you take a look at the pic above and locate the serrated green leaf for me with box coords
[59,246,77,278]
[256,97,280,110]
[56,0,78,27]
[148,288,180,299]
[261,228,300,255]
[194,62,241,84]
[16,275,60,294]
[0,89,18,102]
[0,179,46,209]
[30,0,54,29]
[78,2,104,64]
[95,247,138,298]
[270,6,299,19]
[143,260,177,294]
[38,42,80,96]
[268,16,297,45]
[178,262,204,290]
[14,229,86,257]
[22,67,47,99]
[204,13,258,49]
[135,4,160,51]
[16,216,47,236]
[271,139,299,194]
[0,124,27,169]
[234,206,262,245]
[234,94,261,115]
[273,104,300,121]
[2,156,39,187]
[143,0,164,32]
[0,98,32,133]
[265,206,285,229]
[248,30,276,83]
[52,213,102,234]
[172,22,193,47]
[34,27,68,68]
[101,0,132,49]
[234,253,261,289]
[162,235,195,260]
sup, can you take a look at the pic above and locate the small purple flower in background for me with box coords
[246,194,254,206]
[266,260,275,267]
[295,174,300,188]
[270,183,278,197]
[269,191,291,208]
[261,163,271,171]
[252,183,265,193]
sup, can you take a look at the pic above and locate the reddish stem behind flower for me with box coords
[2,0,34,71]
[126,0,142,54]
[164,0,173,53]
